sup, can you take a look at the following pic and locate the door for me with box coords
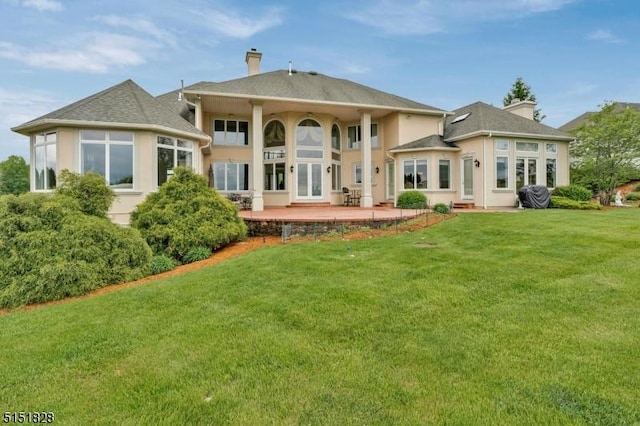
[462,158,474,199]
[296,162,323,199]
[386,162,395,201]
[516,158,537,189]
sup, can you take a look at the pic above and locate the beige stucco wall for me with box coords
[393,150,458,207]
[397,113,443,146]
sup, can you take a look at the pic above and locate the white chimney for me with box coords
[245,48,262,76]
[503,100,536,120]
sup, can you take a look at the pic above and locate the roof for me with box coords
[558,102,640,132]
[156,89,196,125]
[389,134,459,152]
[12,80,209,141]
[444,101,573,141]
[185,70,445,114]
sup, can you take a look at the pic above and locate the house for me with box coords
[12,49,573,223]
[559,102,640,133]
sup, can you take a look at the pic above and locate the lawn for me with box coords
[1,209,639,425]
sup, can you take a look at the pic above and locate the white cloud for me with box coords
[21,0,62,11]
[345,0,577,35]
[0,33,154,73]
[94,15,177,47]
[198,6,284,39]
[588,29,624,44]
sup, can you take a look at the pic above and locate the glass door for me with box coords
[386,162,395,201]
[296,163,323,199]
[462,158,474,199]
[516,158,537,189]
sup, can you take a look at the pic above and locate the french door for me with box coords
[296,162,323,199]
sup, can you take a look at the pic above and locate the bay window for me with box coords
[33,132,57,190]
[439,159,451,189]
[81,130,133,189]
[404,159,428,189]
[157,136,193,185]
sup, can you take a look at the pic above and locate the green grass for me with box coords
[1,209,639,424]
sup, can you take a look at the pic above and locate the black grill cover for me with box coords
[518,185,550,209]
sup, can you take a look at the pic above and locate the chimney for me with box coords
[503,100,536,120]
[245,48,262,76]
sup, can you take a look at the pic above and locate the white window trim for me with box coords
[438,159,452,190]
[352,162,376,186]
[347,123,379,150]
[264,161,287,192]
[213,118,250,146]
[80,130,136,191]
[403,159,428,190]
[156,135,194,187]
[213,162,250,192]
[32,131,57,192]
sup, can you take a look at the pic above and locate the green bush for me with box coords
[549,196,601,210]
[432,203,450,214]
[635,185,640,192]
[150,255,178,275]
[130,167,247,262]
[183,246,212,263]
[397,191,427,209]
[56,170,115,218]
[624,193,640,201]
[552,185,592,202]
[0,193,151,308]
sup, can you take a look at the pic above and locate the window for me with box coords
[264,120,285,148]
[353,163,376,185]
[296,119,323,158]
[496,156,509,188]
[546,158,556,188]
[331,164,342,191]
[264,163,286,191]
[496,139,509,151]
[546,143,557,153]
[516,158,537,189]
[157,136,193,185]
[213,162,249,191]
[331,124,341,150]
[33,132,57,190]
[516,141,539,152]
[81,130,133,189]
[347,123,378,149]
[404,159,428,189]
[438,159,451,189]
[213,119,249,145]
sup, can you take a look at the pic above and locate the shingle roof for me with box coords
[558,102,640,132]
[13,80,208,140]
[185,70,445,112]
[156,89,195,125]
[389,134,458,152]
[444,101,572,141]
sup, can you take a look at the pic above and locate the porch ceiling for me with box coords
[196,94,401,122]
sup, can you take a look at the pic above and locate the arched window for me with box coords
[296,119,323,158]
[264,120,286,191]
[331,124,341,190]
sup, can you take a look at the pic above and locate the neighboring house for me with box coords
[559,102,640,133]
[12,49,573,223]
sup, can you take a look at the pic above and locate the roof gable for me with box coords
[13,80,207,140]
[445,101,571,141]
[185,70,445,113]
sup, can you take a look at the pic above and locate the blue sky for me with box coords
[1,0,639,160]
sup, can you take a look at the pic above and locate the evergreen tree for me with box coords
[503,77,545,122]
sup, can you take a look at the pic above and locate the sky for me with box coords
[1,0,639,161]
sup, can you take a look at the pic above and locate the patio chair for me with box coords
[342,187,351,206]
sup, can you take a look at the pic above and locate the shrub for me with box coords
[397,191,427,209]
[56,170,115,217]
[183,246,212,264]
[624,193,640,201]
[130,167,247,262]
[552,185,592,202]
[549,196,601,210]
[150,255,178,275]
[0,193,151,308]
[432,203,450,214]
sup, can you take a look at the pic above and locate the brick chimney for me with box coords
[503,100,536,120]
[245,48,262,76]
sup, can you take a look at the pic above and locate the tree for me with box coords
[0,155,29,195]
[570,102,640,205]
[503,77,545,122]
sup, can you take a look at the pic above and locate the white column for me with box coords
[251,101,264,211]
[360,110,373,207]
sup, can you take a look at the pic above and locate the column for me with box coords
[251,101,264,211]
[360,110,373,207]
